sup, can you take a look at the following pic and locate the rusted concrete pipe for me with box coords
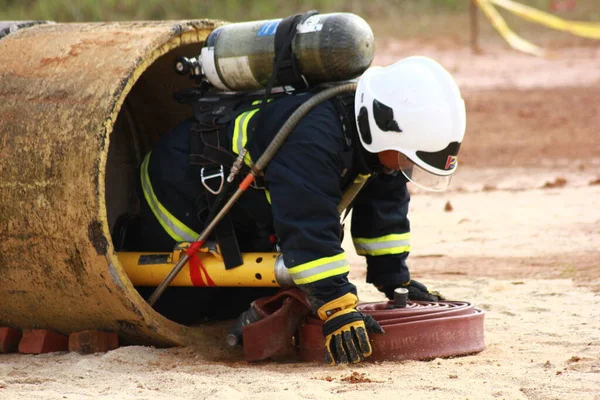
[0,21,53,40]
[0,20,225,346]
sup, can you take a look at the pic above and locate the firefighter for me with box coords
[121,56,466,365]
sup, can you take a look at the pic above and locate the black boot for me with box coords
[111,213,142,251]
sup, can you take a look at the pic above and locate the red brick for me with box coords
[18,329,69,354]
[69,330,119,354]
[0,327,22,353]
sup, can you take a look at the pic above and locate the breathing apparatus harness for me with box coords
[148,11,366,306]
[175,87,364,270]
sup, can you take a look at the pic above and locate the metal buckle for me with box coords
[201,166,224,195]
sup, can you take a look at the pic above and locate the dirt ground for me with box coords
[1,39,599,399]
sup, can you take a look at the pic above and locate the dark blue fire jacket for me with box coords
[140,91,411,304]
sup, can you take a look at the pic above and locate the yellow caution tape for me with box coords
[476,0,600,57]
[475,0,545,57]
[490,0,600,39]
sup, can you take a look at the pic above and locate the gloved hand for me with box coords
[378,280,446,302]
[317,293,385,365]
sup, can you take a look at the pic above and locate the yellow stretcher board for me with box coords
[118,251,285,287]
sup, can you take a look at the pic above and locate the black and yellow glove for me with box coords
[318,293,385,365]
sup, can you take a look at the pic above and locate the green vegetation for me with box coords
[1,0,598,42]
[0,0,468,23]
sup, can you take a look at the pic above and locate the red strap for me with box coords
[186,240,204,256]
[186,242,216,287]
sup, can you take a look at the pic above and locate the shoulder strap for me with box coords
[331,93,377,219]
[273,10,319,89]
[332,93,378,176]
[188,94,250,168]
[241,11,320,163]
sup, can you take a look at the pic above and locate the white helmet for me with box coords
[354,56,466,191]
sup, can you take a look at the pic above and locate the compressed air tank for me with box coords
[200,13,375,91]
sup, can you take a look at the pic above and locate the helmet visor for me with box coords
[400,163,453,192]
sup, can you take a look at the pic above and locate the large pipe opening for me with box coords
[105,43,277,327]
[105,43,202,233]
[107,42,200,325]
[0,20,256,347]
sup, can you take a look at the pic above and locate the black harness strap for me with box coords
[331,93,375,222]
[188,97,248,269]
[332,93,377,177]
[186,90,290,269]
[273,11,319,89]
[189,96,243,169]
[205,190,244,270]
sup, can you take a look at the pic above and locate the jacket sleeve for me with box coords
[263,101,356,305]
[350,171,411,287]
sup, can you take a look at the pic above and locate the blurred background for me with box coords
[1,0,599,47]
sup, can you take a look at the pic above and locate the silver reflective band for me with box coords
[354,239,410,253]
[353,233,410,256]
[287,253,350,285]
[288,258,349,282]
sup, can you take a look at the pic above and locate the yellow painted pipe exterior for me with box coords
[119,251,282,287]
[0,20,229,346]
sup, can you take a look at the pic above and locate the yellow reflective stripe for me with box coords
[264,190,272,204]
[140,152,199,242]
[353,173,371,183]
[243,152,253,168]
[232,108,259,167]
[232,109,258,154]
[353,233,411,256]
[288,253,350,285]
[232,100,273,167]
[251,99,274,105]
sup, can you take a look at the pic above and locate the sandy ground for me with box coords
[1,40,599,399]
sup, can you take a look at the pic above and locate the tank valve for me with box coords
[174,56,202,77]
[394,288,409,308]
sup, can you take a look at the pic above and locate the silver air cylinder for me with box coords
[200,13,375,91]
